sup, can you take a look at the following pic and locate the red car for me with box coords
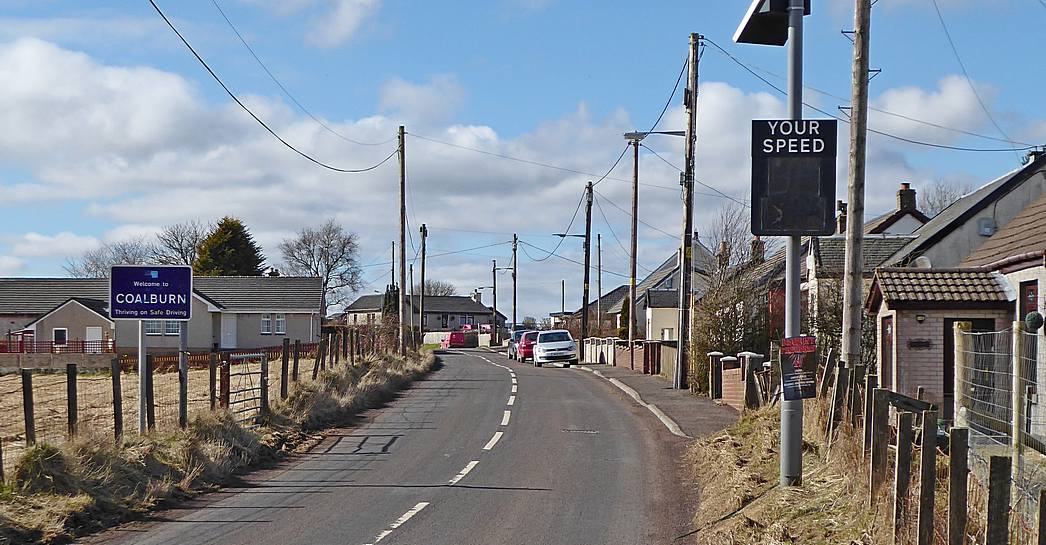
[441,331,466,349]
[516,331,538,362]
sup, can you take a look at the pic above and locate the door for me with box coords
[943,317,995,418]
[85,326,103,354]
[880,316,893,390]
[221,314,237,349]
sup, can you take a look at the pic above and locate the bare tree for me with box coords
[919,179,974,217]
[278,219,363,314]
[413,279,457,296]
[152,220,210,265]
[64,237,153,277]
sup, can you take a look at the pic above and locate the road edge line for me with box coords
[580,367,692,439]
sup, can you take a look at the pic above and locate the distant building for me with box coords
[340,292,507,333]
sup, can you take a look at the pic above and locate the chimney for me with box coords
[750,237,765,264]
[717,240,731,271]
[897,182,917,212]
[836,200,847,234]
[472,291,482,304]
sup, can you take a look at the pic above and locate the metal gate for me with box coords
[227,352,268,425]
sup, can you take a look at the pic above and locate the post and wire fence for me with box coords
[0,324,401,478]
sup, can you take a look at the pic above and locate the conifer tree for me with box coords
[193,216,266,276]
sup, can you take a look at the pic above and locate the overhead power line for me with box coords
[647,55,689,133]
[524,189,587,262]
[360,240,512,269]
[704,37,1040,153]
[593,195,654,274]
[929,0,1018,154]
[519,240,630,279]
[210,0,397,147]
[149,0,399,173]
[638,143,751,208]
[592,189,677,240]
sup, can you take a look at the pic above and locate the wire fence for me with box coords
[957,325,1046,543]
[0,324,400,479]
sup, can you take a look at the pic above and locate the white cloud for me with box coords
[10,232,100,258]
[306,0,381,48]
[379,74,466,125]
[869,75,998,145]
[0,256,25,275]
[0,16,163,46]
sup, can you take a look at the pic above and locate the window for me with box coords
[164,321,181,336]
[261,313,272,335]
[52,328,68,346]
[275,313,286,335]
[538,331,572,343]
[661,328,675,341]
[144,320,163,336]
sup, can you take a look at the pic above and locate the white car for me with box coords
[532,330,578,367]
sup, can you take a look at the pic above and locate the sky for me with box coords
[0,0,1043,321]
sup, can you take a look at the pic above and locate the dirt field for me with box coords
[0,356,320,476]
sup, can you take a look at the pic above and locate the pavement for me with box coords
[80,348,721,545]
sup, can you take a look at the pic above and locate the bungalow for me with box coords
[0,276,323,354]
[341,292,507,333]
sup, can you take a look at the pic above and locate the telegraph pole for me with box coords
[781,0,806,487]
[842,0,872,374]
[561,279,565,314]
[627,135,640,370]
[409,263,415,350]
[674,33,700,390]
[419,224,427,339]
[398,125,407,356]
[596,233,602,336]
[512,234,518,331]
[492,260,498,345]
[390,241,395,290]
[581,181,593,348]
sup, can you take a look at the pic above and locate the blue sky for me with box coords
[0,0,1043,319]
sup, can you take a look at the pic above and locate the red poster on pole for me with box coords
[780,335,817,400]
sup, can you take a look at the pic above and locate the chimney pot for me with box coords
[897,182,917,212]
[837,200,848,234]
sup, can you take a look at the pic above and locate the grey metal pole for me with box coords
[781,0,805,487]
[419,224,427,339]
[137,320,146,434]
[674,32,700,390]
[512,234,518,331]
[178,321,188,428]
[492,260,498,345]
[409,263,415,350]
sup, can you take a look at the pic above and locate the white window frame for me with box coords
[164,320,181,336]
[144,320,163,336]
[261,313,272,335]
[274,313,286,335]
[53,328,68,346]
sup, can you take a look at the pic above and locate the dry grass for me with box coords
[0,351,435,544]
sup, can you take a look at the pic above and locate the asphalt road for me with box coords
[82,349,692,545]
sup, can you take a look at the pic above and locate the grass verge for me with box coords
[0,351,436,544]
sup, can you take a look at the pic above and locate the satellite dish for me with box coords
[912,256,932,269]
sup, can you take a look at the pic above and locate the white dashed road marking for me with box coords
[364,502,430,545]
[511,384,517,393]
[507,395,515,406]
[501,410,511,426]
[448,461,479,485]
[482,431,504,451]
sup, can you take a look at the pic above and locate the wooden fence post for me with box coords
[313,339,326,379]
[868,388,889,505]
[333,332,340,366]
[849,364,866,427]
[349,330,356,365]
[292,340,300,381]
[948,427,969,545]
[0,437,4,483]
[1011,321,1025,478]
[1037,489,1045,545]
[863,373,878,454]
[178,350,188,429]
[145,355,155,430]
[21,369,35,446]
[826,362,850,441]
[260,355,270,417]
[66,363,78,436]
[111,358,123,443]
[342,331,348,362]
[208,352,217,410]
[281,338,290,399]
[818,349,837,398]
[953,321,972,428]
[986,456,1012,545]
[917,410,937,545]
[219,355,230,409]
[893,412,914,544]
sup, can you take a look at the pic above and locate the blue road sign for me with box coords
[109,265,193,320]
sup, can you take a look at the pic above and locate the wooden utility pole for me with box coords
[841,0,872,371]
[409,263,415,350]
[628,136,640,370]
[674,33,701,390]
[419,224,427,339]
[512,234,518,331]
[581,181,593,348]
[398,125,407,356]
[492,260,498,345]
[561,279,565,314]
[596,233,602,336]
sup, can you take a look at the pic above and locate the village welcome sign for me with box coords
[109,265,193,320]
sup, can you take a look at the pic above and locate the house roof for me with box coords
[646,290,679,309]
[0,276,323,316]
[22,297,112,329]
[571,285,629,317]
[963,190,1046,269]
[866,267,1011,311]
[344,294,497,315]
[813,235,916,277]
[885,153,1046,267]
[605,238,715,314]
[864,208,930,235]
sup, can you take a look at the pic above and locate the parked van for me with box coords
[441,331,467,348]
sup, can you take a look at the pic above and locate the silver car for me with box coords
[533,330,578,367]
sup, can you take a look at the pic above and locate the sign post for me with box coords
[109,265,192,433]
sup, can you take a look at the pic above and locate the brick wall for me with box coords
[614,345,645,371]
[721,366,745,412]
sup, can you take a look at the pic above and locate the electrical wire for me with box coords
[149,0,400,172]
[519,241,630,279]
[702,36,1037,151]
[590,144,632,188]
[928,0,1017,153]
[647,55,689,133]
[360,241,512,269]
[592,189,677,240]
[593,195,654,274]
[524,190,586,262]
[639,143,751,208]
[210,0,396,147]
